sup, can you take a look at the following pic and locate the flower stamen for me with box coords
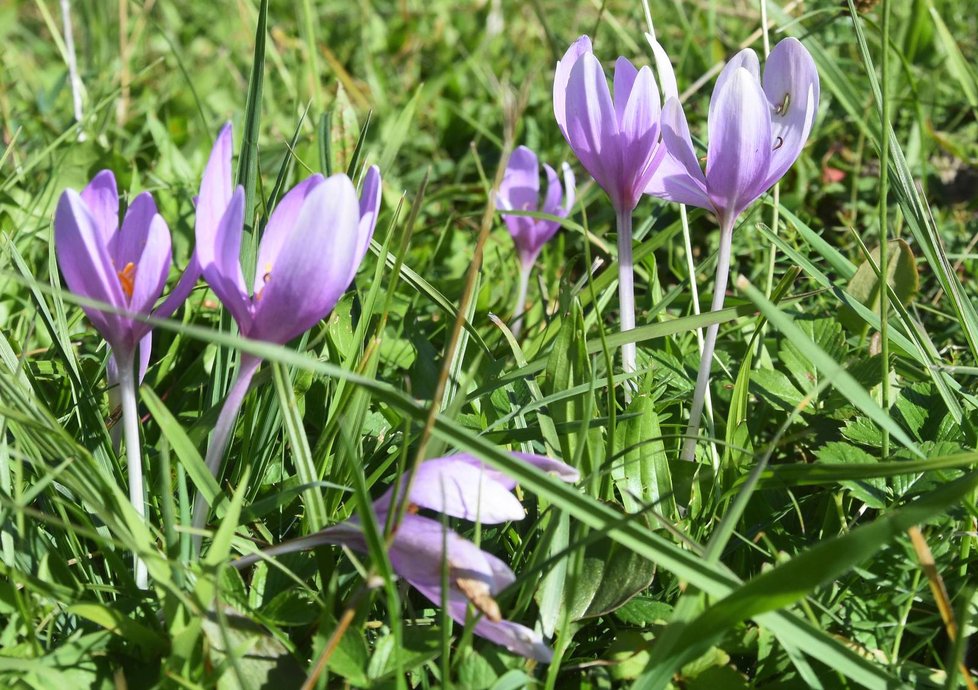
[117,262,136,299]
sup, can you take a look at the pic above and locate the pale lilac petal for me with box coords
[760,37,820,190]
[137,332,152,383]
[251,174,360,343]
[378,457,526,523]
[710,48,761,122]
[254,174,325,294]
[387,514,499,591]
[541,163,562,217]
[560,162,576,214]
[471,616,553,663]
[618,64,661,199]
[126,214,171,330]
[153,256,200,321]
[554,35,593,138]
[612,57,639,125]
[565,52,620,207]
[645,98,711,209]
[498,146,540,214]
[354,165,382,276]
[435,452,579,491]
[54,190,127,344]
[705,67,772,222]
[645,33,678,101]
[195,122,234,272]
[202,187,252,329]
[109,192,157,272]
[79,170,119,244]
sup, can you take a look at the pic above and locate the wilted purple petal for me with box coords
[253,174,325,295]
[80,170,119,245]
[705,67,772,223]
[760,37,820,190]
[554,35,593,138]
[250,174,360,343]
[378,457,526,523]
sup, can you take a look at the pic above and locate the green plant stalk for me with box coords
[511,261,532,339]
[681,218,734,462]
[116,350,148,589]
[191,353,262,550]
[879,0,892,459]
[617,208,637,391]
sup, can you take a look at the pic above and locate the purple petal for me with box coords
[254,174,325,294]
[378,457,526,524]
[127,214,172,330]
[705,67,772,223]
[541,162,562,218]
[109,192,157,274]
[137,332,152,384]
[195,122,234,273]
[645,98,711,209]
[560,162,576,214]
[617,64,661,201]
[54,190,128,344]
[645,33,678,102]
[387,514,500,591]
[565,52,621,208]
[354,165,382,279]
[710,49,761,122]
[612,57,639,125]
[760,37,820,191]
[250,174,361,343]
[153,255,200,321]
[554,35,593,138]
[80,170,119,244]
[202,187,253,330]
[498,146,541,214]
[470,615,553,663]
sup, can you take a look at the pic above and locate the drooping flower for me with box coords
[553,34,677,382]
[495,145,575,336]
[191,123,382,542]
[54,170,184,588]
[643,37,819,462]
[646,37,819,231]
[234,452,581,661]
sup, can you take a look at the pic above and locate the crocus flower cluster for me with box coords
[496,145,575,337]
[54,122,382,579]
[550,32,818,454]
[235,452,580,662]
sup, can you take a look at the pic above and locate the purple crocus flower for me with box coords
[495,145,575,337]
[191,123,382,541]
[553,34,677,382]
[234,452,580,661]
[54,170,183,588]
[644,37,819,461]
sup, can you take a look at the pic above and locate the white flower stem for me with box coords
[681,221,734,462]
[116,350,148,589]
[616,208,637,395]
[192,354,262,551]
[511,262,532,339]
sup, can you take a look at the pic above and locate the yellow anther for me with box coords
[117,262,136,299]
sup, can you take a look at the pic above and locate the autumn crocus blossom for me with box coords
[645,37,819,461]
[235,452,580,661]
[496,145,575,337]
[55,170,187,588]
[191,123,381,541]
[553,34,677,381]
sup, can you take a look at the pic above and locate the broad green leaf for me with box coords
[839,240,919,334]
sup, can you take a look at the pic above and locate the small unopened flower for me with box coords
[236,452,580,661]
[496,145,575,337]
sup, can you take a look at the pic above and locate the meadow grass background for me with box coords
[2,0,978,687]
